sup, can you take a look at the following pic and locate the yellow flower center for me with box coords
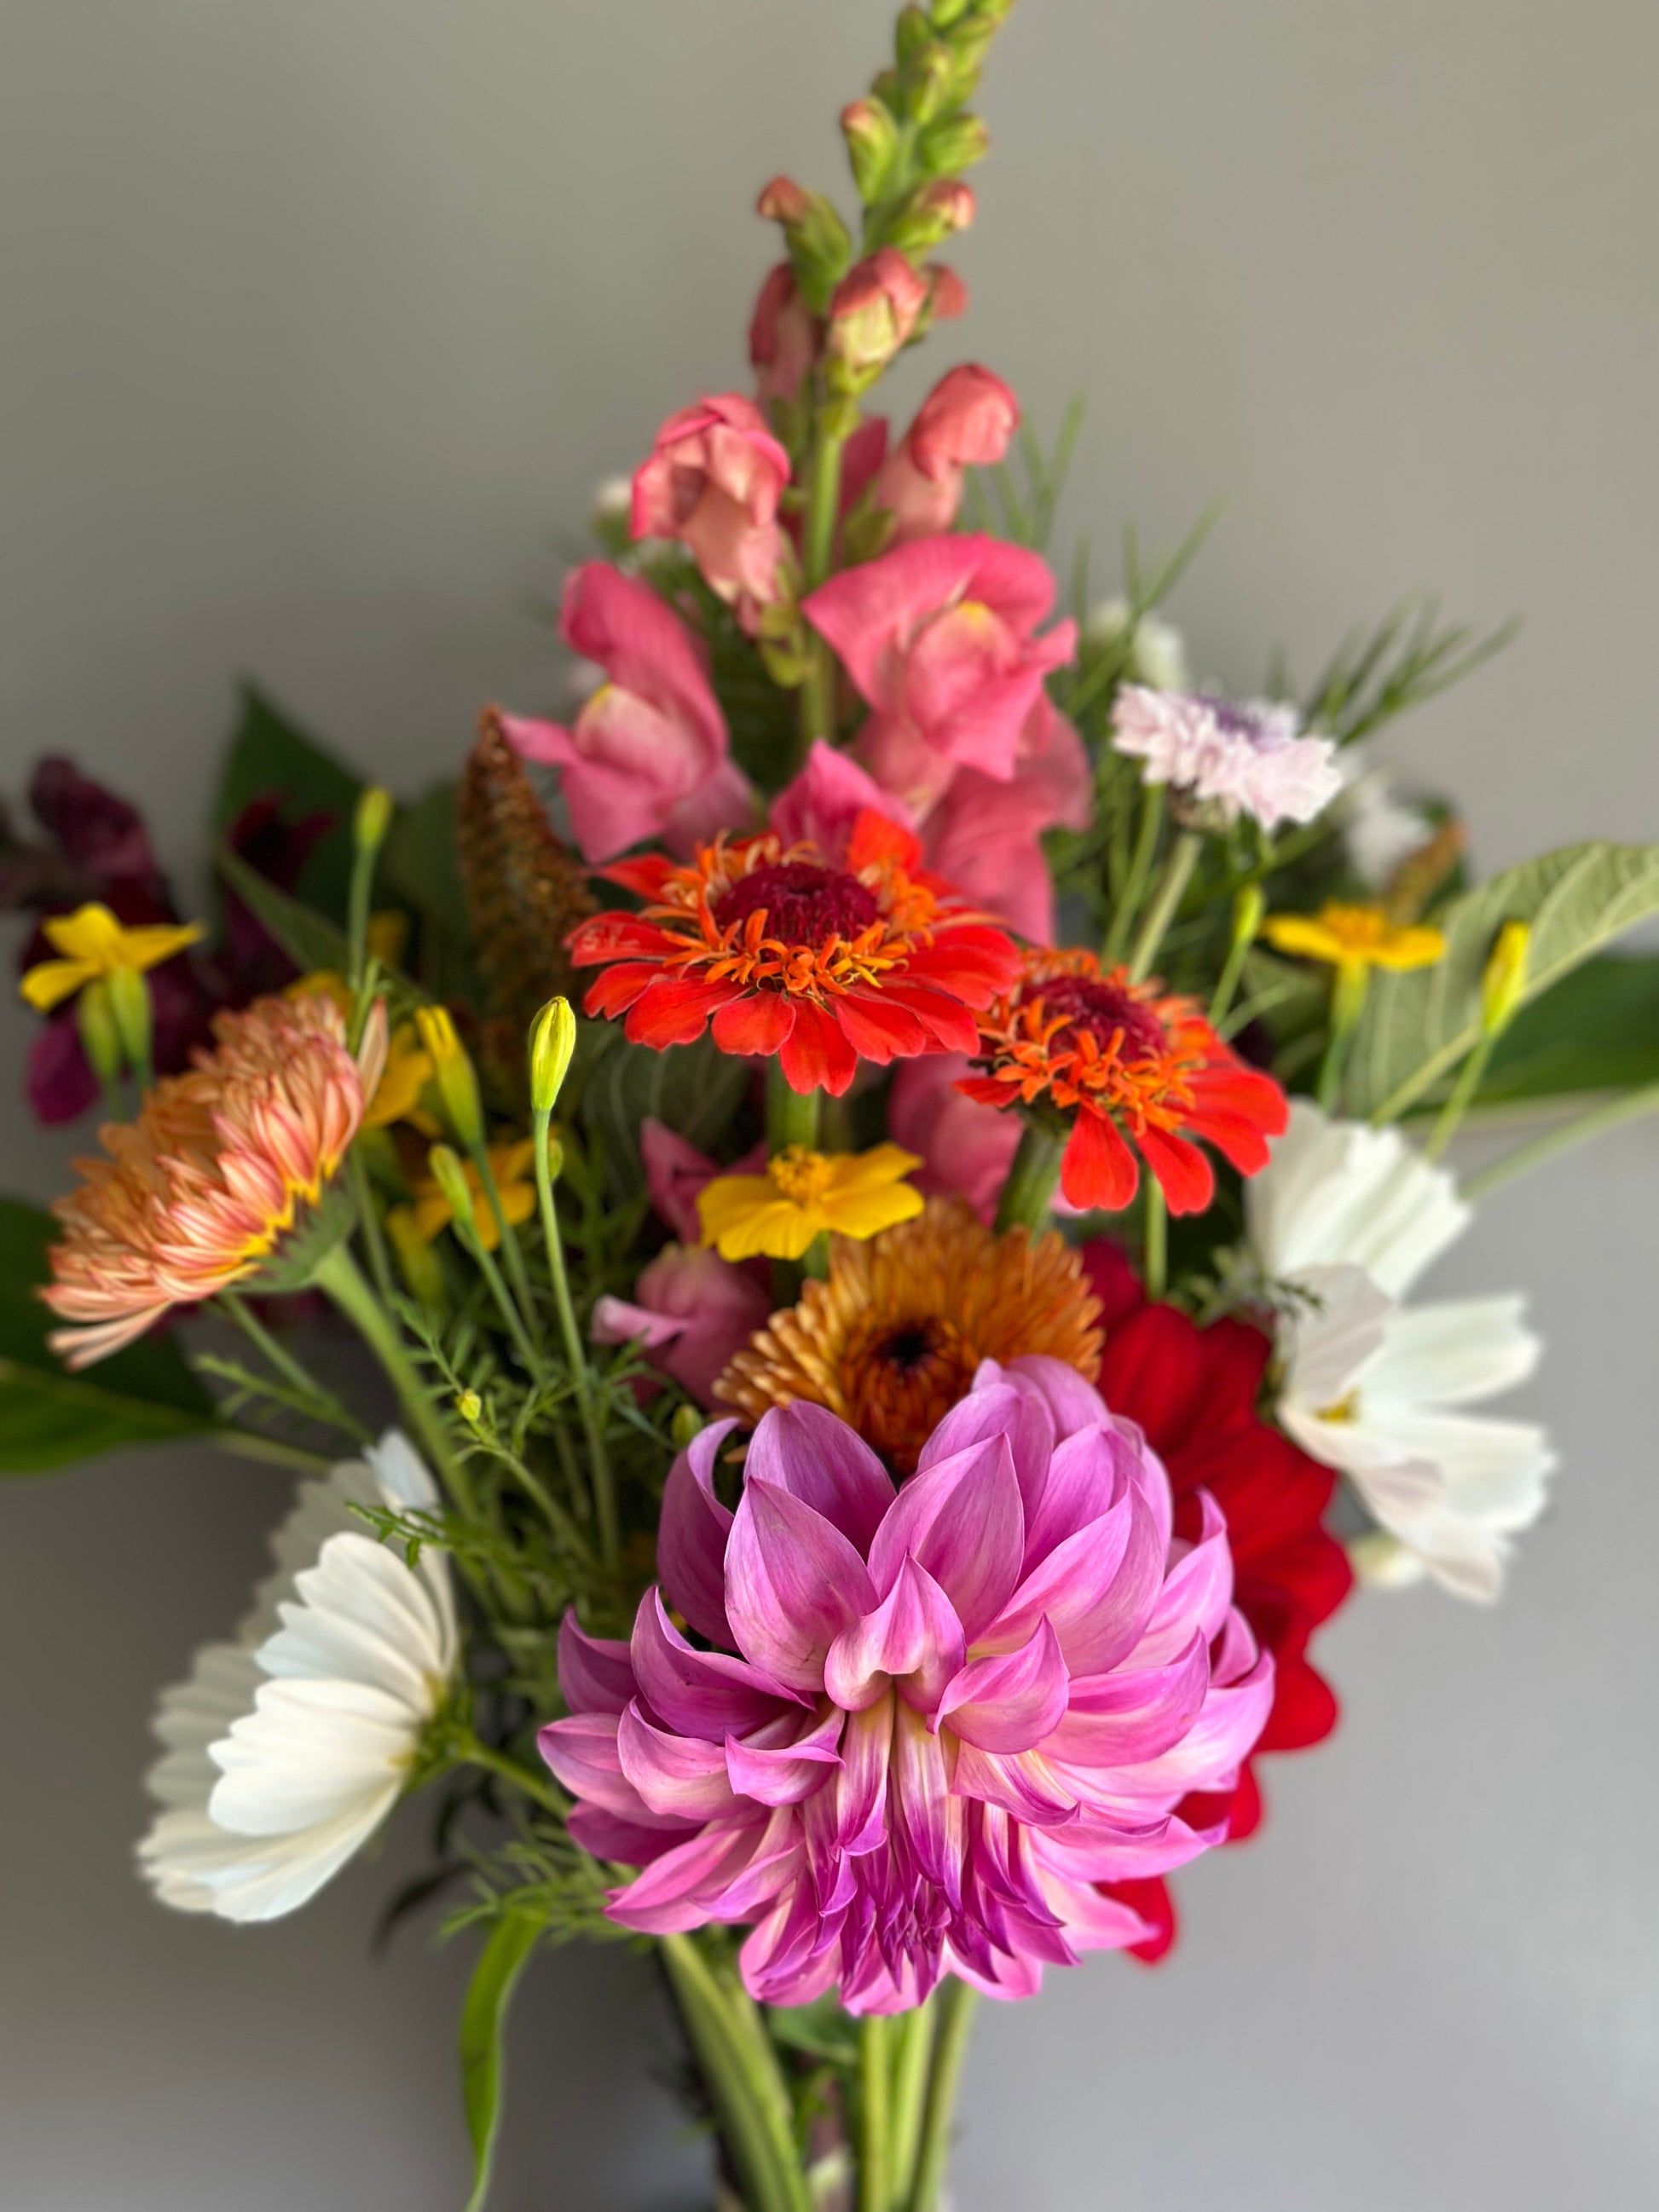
[767,1146,835,1205]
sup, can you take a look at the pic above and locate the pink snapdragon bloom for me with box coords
[804,536,1078,815]
[501,567,751,863]
[541,1364,1273,2012]
[1110,686,1341,831]
[632,396,792,629]
[749,264,818,408]
[921,696,1091,942]
[592,1245,770,1408]
[870,366,1020,545]
[887,1054,1020,1222]
[825,249,932,388]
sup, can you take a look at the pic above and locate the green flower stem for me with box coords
[1103,784,1163,966]
[1143,1179,1169,1299]
[1128,829,1201,984]
[312,1241,471,1512]
[214,1426,335,1477]
[795,419,851,762]
[1460,1080,1659,1204]
[462,1737,569,1822]
[766,1062,824,1156]
[888,2000,937,2208]
[219,1291,371,1444]
[858,2013,893,2212]
[1208,885,1265,1029]
[661,1935,812,2212]
[1315,962,1371,1113]
[457,1216,546,1383]
[349,1152,396,1304]
[1424,1032,1498,1164]
[533,1108,620,1574]
[905,1982,978,2212]
[346,840,377,991]
[993,1121,1063,1235]
[470,1138,541,1346]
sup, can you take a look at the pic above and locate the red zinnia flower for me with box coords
[958,946,1288,1214]
[567,809,1020,1097]
[1082,1240,1355,1960]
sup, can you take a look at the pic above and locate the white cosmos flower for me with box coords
[1247,1103,1555,1603]
[139,1432,457,1922]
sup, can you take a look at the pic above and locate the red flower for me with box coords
[567,809,1020,1098]
[1083,1240,1355,1960]
[959,947,1288,1215]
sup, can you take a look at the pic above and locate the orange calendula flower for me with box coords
[410,1139,540,1251]
[714,1198,1103,1476]
[42,992,388,1367]
[566,808,1020,1098]
[1263,902,1446,980]
[961,948,1289,1216]
[697,1142,923,1262]
[20,902,204,1012]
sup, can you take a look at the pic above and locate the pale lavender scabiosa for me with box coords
[540,1360,1273,2013]
[1111,684,1342,831]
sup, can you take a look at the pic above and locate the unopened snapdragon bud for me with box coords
[884,177,975,256]
[1481,920,1530,1037]
[905,41,956,125]
[826,247,931,392]
[353,784,394,856]
[894,4,932,64]
[841,97,900,201]
[413,1007,484,1148]
[917,113,990,177]
[756,176,853,313]
[529,996,577,1115]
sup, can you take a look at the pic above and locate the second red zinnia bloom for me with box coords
[568,808,1020,1096]
[959,946,1288,1213]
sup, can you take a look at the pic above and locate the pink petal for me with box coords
[1043,1634,1211,1768]
[866,1434,1025,1641]
[725,1478,877,1692]
[824,1556,966,1713]
[631,1589,805,1741]
[616,1701,739,1821]
[745,1401,895,1556]
[657,1418,740,1648]
[936,1618,1071,1753]
[608,1816,772,1935]
[557,1612,637,1717]
[916,1378,1055,1530]
[725,1708,846,1806]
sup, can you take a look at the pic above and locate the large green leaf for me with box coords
[211,684,364,920]
[0,1198,217,1473]
[459,1910,542,2212]
[1344,841,1659,1119]
[379,778,483,1007]
[1477,953,1659,1106]
[215,845,426,1020]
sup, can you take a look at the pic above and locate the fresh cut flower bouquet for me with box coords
[5,4,1656,2207]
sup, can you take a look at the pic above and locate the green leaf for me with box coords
[1344,841,1659,1120]
[211,684,364,920]
[581,1028,749,1201]
[460,1910,542,2212]
[1476,953,1659,1106]
[215,844,425,1019]
[379,779,483,1006]
[0,1198,217,1473]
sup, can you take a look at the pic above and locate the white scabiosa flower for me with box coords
[1110,685,1342,831]
[1085,597,1192,693]
[1338,758,1434,888]
[1247,1103,1555,1603]
[139,1433,457,1922]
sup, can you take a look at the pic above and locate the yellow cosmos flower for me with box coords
[20,903,204,1012]
[286,973,435,1132]
[1263,902,1446,980]
[410,1139,538,1251]
[697,1144,925,1263]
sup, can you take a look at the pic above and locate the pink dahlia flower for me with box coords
[540,1361,1273,2012]
[501,566,751,863]
[1110,685,1341,832]
[631,396,792,630]
[803,535,1078,817]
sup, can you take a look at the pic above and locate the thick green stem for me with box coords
[1316,962,1370,1114]
[888,2001,936,2207]
[533,1108,620,1574]
[1128,829,1201,983]
[463,1739,569,1822]
[1143,1179,1168,1298]
[312,1242,471,1510]
[661,1936,812,2212]
[858,2013,893,2212]
[471,1139,542,1346]
[766,1061,824,1156]
[993,1121,1062,1235]
[1461,1081,1659,1204]
[905,1982,978,2212]
[795,420,850,762]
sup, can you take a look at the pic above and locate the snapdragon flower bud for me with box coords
[841,97,900,201]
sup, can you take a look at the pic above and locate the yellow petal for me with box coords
[41,904,123,963]
[117,921,205,973]
[1262,914,1342,965]
[1373,926,1447,972]
[20,957,95,1012]
[824,1144,923,1198]
[824,1182,926,1240]
[714,1200,822,1262]
[697,1174,784,1246]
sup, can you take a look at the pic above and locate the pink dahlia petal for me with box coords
[936,1619,1071,1754]
[725,1708,846,1807]
[725,1478,877,1693]
[746,1399,896,1555]
[824,1556,966,1715]
[632,1590,805,1740]
[866,1434,1026,1641]
[558,1613,638,1717]
[657,1418,741,1646]
[617,1702,739,1821]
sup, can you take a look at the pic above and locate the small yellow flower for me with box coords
[20,903,204,1013]
[410,1138,539,1251]
[1263,902,1446,980]
[697,1144,924,1263]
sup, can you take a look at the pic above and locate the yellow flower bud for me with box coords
[353,784,394,854]
[671,1403,706,1450]
[425,1144,478,1239]
[456,1389,483,1424]
[529,996,577,1116]
[1481,920,1530,1037]
[413,1006,483,1147]
[386,1204,444,1307]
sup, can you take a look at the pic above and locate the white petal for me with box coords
[1362,1405,1556,1532]
[1280,1399,1446,1519]
[208,1677,419,1835]
[257,1533,449,1706]
[1280,1263,1394,1409]
[145,1643,263,1810]
[1365,1297,1540,1408]
[366,1429,439,1511]
[236,1459,383,1644]
[1249,1103,1469,1297]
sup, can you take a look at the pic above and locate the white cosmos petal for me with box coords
[1281,1263,1393,1410]
[138,1430,454,1922]
[1363,1297,1540,1408]
[1249,1102,1471,1298]
[1356,1404,1555,1531]
[1279,1399,1445,1518]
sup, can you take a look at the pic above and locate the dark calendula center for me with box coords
[838,1312,980,1477]
[1026,973,1166,1060]
[714,860,880,944]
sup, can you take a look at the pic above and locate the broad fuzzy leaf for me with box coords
[1344,842,1659,1119]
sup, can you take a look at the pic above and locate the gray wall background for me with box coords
[3,3,1657,2206]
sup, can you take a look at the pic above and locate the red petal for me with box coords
[1106,1877,1176,1966]
[624,976,737,1048]
[598,853,678,898]
[846,806,922,875]
[905,925,1022,1004]
[1258,1658,1340,1753]
[1095,1304,1206,1453]
[777,1001,859,1097]
[1138,1124,1215,1216]
[568,912,671,967]
[583,962,661,1019]
[1079,1239,1144,1331]
[955,1074,1019,1108]
[834,990,928,1065]
[879,978,980,1054]
[1061,1106,1138,1212]
[711,992,795,1058]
